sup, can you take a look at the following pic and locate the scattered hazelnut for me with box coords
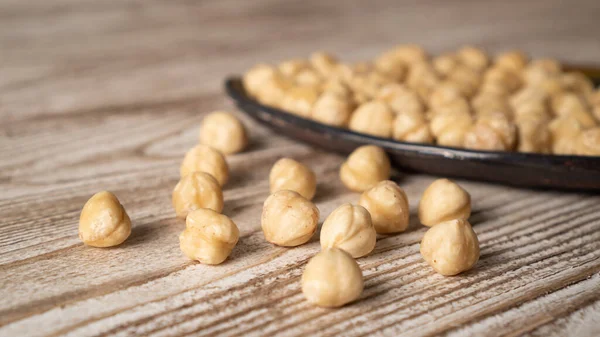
[348,101,394,137]
[359,180,410,234]
[418,178,471,227]
[79,191,131,247]
[320,203,376,258]
[301,248,363,307]
[261,190,320,247]
[180,144,229,186]
[172,172,223,219]
[199,111,248,155]
[340,145,391,192]
[420,219,480,276]
[179,209,239,265]
[269,158,317,200]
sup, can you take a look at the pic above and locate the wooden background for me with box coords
[1,0,600,336]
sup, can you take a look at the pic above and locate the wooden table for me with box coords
[1,1,599,336]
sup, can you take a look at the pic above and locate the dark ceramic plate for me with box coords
[225,71,600,190]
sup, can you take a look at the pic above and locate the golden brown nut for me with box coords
[433,53,458,77]
[199,111,248,155]
[478,80,511,97]
[428,83,463,110]
[179,208,239,265]
[320,203,376,258]
[429,97,471,117]
[483,66,522,93]
[516,119,552,154]
[549,116,583,155]
[457,46,489,72]
[172,172,224,219]
[340,145,391,192]
[388,44,428,64]
[446,66,481,98]
[278,59,310,77]
[322,78,352,99]
[348,101,394,138]
[180,144,229,186]
[550,93,597,129]
[523,59,561,84]
[243,64,277,97]
[430,111,473,148]
[471,93,511,117]
[254,71,294,107]
[79,191,132,247]
[463,113,517,151]
[512,100,552,124]
[418,178,471,227]
[494,50,528,73]
[392,110,433,144]
[295,68,323,87]
[407,62,440,92]
[420,219,480,276]
[280,86,320,117]
[509,86,548,111]
[374,54,407,82]
[269,158,317,200]
[311,92,353,127]
[359,180,410,234]
[377,84,424,115]
[261,190,320,247]
[575,127,600,156]
[301,248,363,307]
[310,51,338,78]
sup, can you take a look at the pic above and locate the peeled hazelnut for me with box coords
[243,64,276,97]
[549,116,583,155]
[393,110,433,144]
[389,44,428,64]
[348,101,394,138]
[301,248,363,307]
[430,111,473,148]
[179,208,239,265]
[516,119,552,154]
[420,219,480,276]
[295,68,323,87]
[172,172,223,219]
[199,111,248,155]
[510,86,548,111]
[310,51,338,78]
[464,113,517,151]
[457,46,489,72]
[523,59,561,84]
[340,145,391,192]
[269,158,317,200]
[377,84,424,115]
[575,127,600,156]
[433,53,458,77]
[359,180,410,234]
[311,92,353,127]
[320,203,376,258]
[428,83,463,110]
[79,191,132,247]
[494,50,528,73]
[551,93,597,129]
[483,66,522,93]
[374,54,406,82]
[471,93,510,117]
[254,71,294,107]
[418,178,471,227]
[513,101,552,124]
[280,86,320,117]
[261,190,319,247]
[430,96,471,117]
[180,144,229,186]
[322,78,352,99]
[278,59,310,78]
[446,66,481,98]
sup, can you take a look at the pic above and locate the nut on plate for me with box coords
[576,127,600,156]
[420,219,480,276]
[463,112,517,151]
[269,158,317,200]
[180,144,229,186]
[348,101,395,138]
[418,178,471,227]
[494,50,528,73]
[172,172,224,219]
[179,208,239,265]
[79,191,132,247]
[261,190,320,247]
[359,180,410,234]
[320,203,376,258]
[392,110,433,144]
[199,111,248,155]
[340,145,391,192]
[301,248,364,307]
[311,92,353,127]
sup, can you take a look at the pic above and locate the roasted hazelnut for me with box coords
[483,66,522,93]
[254,71,294,107]
[199,111,248,155]
[420,219,480,276]
[322,78,352,99]
[430,111,473,148]
[377,84,424,115]
[393,110,433,144]
[429,97,471,117]
[516,118,552,154]
[301,248,363,307]
[418,178,471,227]
[295,68,323,87]
[446,66,481,98]
[348,101,394,138]
[320,203,377,258]
[575,127,600,156]
[389,44,428,64]
[278,59,310,77]
[179,209,239,265]
[428,83,463,110]
[180,144,229,186]
[311,92,353,127]
[172,172,223,219]
[340,145,391,192]
[359,180,410,234]
[79,191,132,247]
[261,190,320,247]
[433,53,458,77]
[523,59,561,84]
[464,113,517,151]
[269,158,317,200]
[549,116,583,155]
[494,50,528,73]
[280,86,320,117]
[457,46,489,72]
[310,51,338,77]
[243,64,276,97]
[551,93,596,128]
[471,93,511,117]
[374,54,407,82]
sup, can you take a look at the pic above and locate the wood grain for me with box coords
[1,0,599,336]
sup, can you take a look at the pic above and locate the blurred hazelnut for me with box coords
[393,110,433,144]
[523,59,561,84]
[181,144,229,186]
[320,203,376,258]
[340,145,391,192]
[295,68,323,87]
[378,84,424,115]
[433,53,458,77]
[254,71,294,107]
[199,111,248,155]
[516,119,552,154]
[172,172,223,219]
[389,44,428,64]
[549,116,583,155]
[430,111,473,148]
[464,113,517,151]
[428,83,463,110]
[243,64,277,97]
[311,92,353,127]
[418,178,471,227]
[310,51,338,78]
[280,86,321,117]
[483,66,522,93]
[269,158,317,200]
[348,101,394,138]
[494,50,528,73]
[79,191,131,247]
[457,46,489,72]
[359,180,410,234]
[278,59,310,77]
[374,54,407,82]
[575,127,600,156]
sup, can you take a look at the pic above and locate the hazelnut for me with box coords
[295,68,323,87]
[446,66,481,98]
[269,158,317,200]
[301,248,363,307]
[311,92,353,127]
[278,59,310,78]
[549,116,582,155]
[512,101,552,124]
[254,71,294,107]
[392,110,433,144]
[243,64,276,97]
[483,66,521,93]
[428,83,463,110]
[464,113,517,151]
[494,50,528,73]
[179,209,239,265]
[322,78,352,99]
[575,127,600,156]
[180,144,229,186]
[470,93,510,117]
[280,86,320,117]
[172,172,223,219]
[389,44,428,64]
[310,51,338,78]
[340,145,391,192]
[418,178,471,227]
[420,219,480,276]
[79,191,132,247]
[510,86,548,111]
[374,54,406,82]
[377,84,424,115]
[516,119,552,154]
[432,53,458,77]
[430,111,473,148]
[199,111,248,155]
[348,101,394,138]
[320,203,376,258]
[523,59,561,84]
[430,96,471,117]
[359,180,410,234]
[551,93,597,129]
[457,46,489,72]
[261,190,319,247]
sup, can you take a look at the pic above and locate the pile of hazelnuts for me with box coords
[78,110,479,308]
[243,45,600,156]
